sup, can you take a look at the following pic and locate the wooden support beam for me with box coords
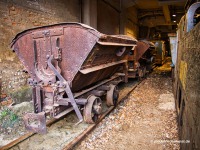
[162,5,172,30]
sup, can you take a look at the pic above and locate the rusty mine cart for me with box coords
[11,23,137,134]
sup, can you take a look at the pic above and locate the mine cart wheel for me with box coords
[138,66,146,79]
[83,95,102,124]
[138,68,143,79]
[143,66,147,77]
[106,84,119,107]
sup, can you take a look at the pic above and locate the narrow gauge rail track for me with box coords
[1,78,145,150]
[63,79,144,150]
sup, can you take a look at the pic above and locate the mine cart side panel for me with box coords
[174,2,200,150]
[72,65,122,92]
[135,41,150,61]
[60,26,99,83]
[11,24,100,86]
[72,44,131,92]
[11,23,134,91]
[13,34,35,79]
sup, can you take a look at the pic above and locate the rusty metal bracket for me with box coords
[32,86,42,113]
[23,112,46,134]
[47,55,83,123]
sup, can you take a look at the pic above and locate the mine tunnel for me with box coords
[0,0,199,150]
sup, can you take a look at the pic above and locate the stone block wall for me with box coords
[175,21,200,150]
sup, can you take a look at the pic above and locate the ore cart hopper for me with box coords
[11,23,137,133]
[154,40,166,65]
[128,40,155,78]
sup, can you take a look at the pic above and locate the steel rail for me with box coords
[63,79,144,150]
[1,118,59,150]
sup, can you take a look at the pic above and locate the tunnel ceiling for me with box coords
[123,0,187,39]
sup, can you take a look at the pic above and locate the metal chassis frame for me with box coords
[23,55,126,134]
[47,55,83,123]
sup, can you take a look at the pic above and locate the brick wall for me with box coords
[0,0,80,97]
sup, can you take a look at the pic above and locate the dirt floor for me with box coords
[74,59,180,150]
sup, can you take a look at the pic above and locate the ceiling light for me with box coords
[172,14,176,17]
[173,20,176,23]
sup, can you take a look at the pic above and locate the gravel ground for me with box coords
[74,59,179,150]
[0,102,33,147]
